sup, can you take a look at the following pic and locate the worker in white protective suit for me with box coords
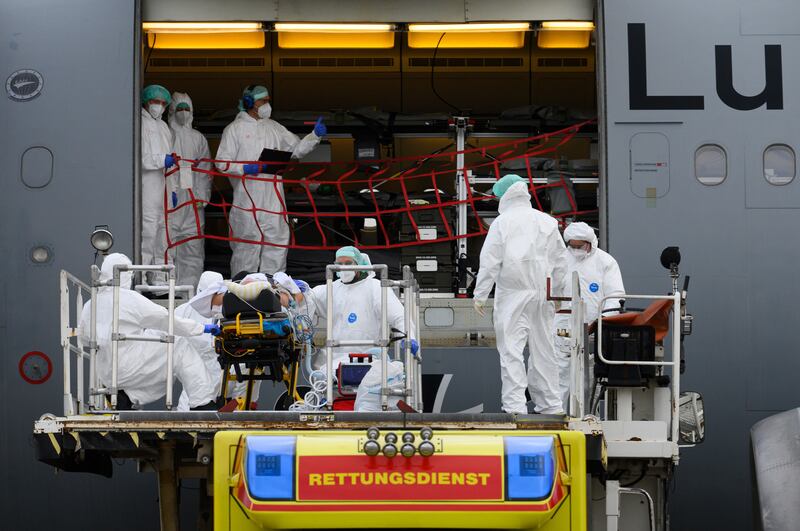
[176,270,224,411]
[141,84,176,285]
[472,175,568,415]
[553,222,625,409]
[78,254,219,410]
[303,246,418,375]
[215,84,326,275]
[167,92,212,289]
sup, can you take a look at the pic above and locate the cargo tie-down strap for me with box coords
[161,120,595,257]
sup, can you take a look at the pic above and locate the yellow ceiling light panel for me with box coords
[538,21,594,49]
[407,23,529,49]
[275,23,396,49]
[540,21,595,30]
[274,23,394,32]
[277,32,395,49]
[409,23,530,32]
[146,32,265,49]
[143,22,265,49]
[143,22,263,32]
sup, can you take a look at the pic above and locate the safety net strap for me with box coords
[161,120,596,257]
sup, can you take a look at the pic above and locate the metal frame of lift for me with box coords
[60,263,193,413]
[323,263,423,411]
[61,261,425,415]
[563,268,688,531]
[53,255,687,531]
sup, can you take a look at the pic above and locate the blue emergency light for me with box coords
[244,436,296,500]
[504,436,556,501]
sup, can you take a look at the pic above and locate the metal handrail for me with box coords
[60,270,95,415]
[619,487,656,531]
[71,264,179,411]
[596,292,682,447]
[324,264,422,411]
[104,264,178,409]
[606,480,656,531]
[134,284,195,299]
[566,271,585,418]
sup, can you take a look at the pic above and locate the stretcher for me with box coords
[215,289,303,410]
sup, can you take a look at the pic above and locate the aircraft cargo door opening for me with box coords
[139,19,599,293]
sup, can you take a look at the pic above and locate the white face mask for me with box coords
[569,247,588,260]
[147,103,165,120]
[257,102,272,119]
[174,110,191,126]
[211,304,222,316]
[337,270,356,283]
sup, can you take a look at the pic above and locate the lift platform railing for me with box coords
[547,271,588,418]
[59,270,95,415]
[59,265,198,415]
[135,284,195,299]
[90,264,180,410]
[404,265,423,411]
[565,272,586,418]
[596,292,683,454]
[324,264,422,411]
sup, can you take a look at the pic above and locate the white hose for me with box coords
[288,370,332,411]
[303,345,315,376]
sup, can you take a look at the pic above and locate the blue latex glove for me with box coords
[313,116,327,137]
[171,191,178,208]
[203,323,221,336]
[243,163,261,175]
[401,339,420,356]
[165,154,176,168]
[293,279,308,293]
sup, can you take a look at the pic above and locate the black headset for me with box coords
[242,84,257,110]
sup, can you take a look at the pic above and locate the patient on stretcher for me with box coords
[185,272,311,410]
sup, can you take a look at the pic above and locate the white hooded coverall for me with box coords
[167,92,212,289]
[78,253,217,408]
[176,271,224,411]
[141,107,174,283]
[554,222,625,408]
[308,275,409,373]
[215,111,320,276]
[473,181,568,414]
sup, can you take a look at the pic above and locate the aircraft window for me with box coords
[694,144,727,186]
[764,144,796,186]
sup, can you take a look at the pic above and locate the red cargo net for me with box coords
[162,120,595,256]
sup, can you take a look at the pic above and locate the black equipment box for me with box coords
[594,323,656,386]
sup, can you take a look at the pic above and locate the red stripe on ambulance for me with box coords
[297,455,503,501]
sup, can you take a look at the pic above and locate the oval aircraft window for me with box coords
[694,144,727,186]
[764,144,796,186]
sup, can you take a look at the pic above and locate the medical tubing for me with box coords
[288,370,330,411]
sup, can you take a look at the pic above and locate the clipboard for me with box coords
[258,148,293,174]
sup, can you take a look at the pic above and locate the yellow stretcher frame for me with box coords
[217,315,303,410]
[213,430,587,530]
